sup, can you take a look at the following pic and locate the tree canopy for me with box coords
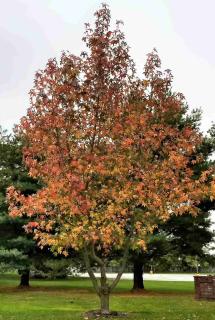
[7,4,215,315]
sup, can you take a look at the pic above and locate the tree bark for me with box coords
[99,263,110,314]
[83,239,130,314]
[19,269,30,287]
[132,260,144,290]
[100,285,110,315]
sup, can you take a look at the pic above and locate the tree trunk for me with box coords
[133,260,144,290]
[100,286,110,315]
[83,241,130,315]
[19,269,30,287]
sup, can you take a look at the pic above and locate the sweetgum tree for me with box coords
[7,4,215,315]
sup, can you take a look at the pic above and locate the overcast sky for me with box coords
[0,0,215,132]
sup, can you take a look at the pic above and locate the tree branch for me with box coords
[109,237,131,292]
[89,243,109,292]
[82,245,100,295]
[89,243,104,267]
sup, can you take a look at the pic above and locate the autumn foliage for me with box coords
[7,4,214,315]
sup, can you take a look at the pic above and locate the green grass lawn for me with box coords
[0,274,214,320]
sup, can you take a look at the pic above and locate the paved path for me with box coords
[78,272,203,281]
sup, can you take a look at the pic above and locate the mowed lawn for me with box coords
[0,275,214,320]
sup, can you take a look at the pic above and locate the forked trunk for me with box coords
[83,240,130,315]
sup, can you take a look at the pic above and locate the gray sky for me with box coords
[0,0,215,131]
[0,0,215,229]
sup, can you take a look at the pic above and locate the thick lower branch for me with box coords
[89,244,108,295]
[109,238,130,291]
[82,246,100,295]
[89,243,104,267]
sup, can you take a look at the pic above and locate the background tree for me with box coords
[7,4,214,316]
[0,127,39,286]
[0,128,78,285]
[131,115,215,290]
[131,231,171,290]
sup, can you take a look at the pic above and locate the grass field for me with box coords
[0,275,214,320]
